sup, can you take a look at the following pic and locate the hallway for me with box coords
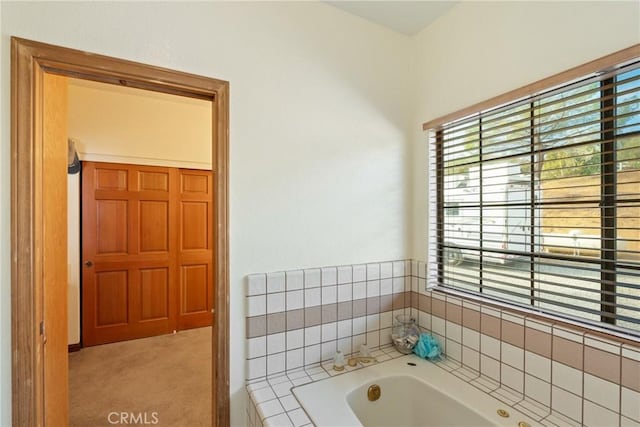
[69,327,211,426]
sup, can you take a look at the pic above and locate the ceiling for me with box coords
[324,1,458,36]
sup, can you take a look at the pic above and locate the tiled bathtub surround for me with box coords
[246,260,640,427]
[412,284,640,427]
[245,260,414,379]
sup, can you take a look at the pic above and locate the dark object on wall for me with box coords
[68,139,81,174]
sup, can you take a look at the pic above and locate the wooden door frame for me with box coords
[11,37,230,426]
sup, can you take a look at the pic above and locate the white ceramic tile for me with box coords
[411,276,418,292]
[380,262,393,279]
[337,319,352,339]
[418,311,431,331]
[337,266,352,285]
[379,311,392,329]
[279,395,300,412]
[267,333,285,354]
[585,334,622,355]
[366,314,379,332]
[432,316,446,337]
[321,267,337,286]
[446,321,462,343]
[526,318,552,334]
[267,272,285,293]
[304,324,321,345]
[551,386,582,423]
[353,264,366,282]
[337,284,352,302]
[462,327,480,351]
[248,336,267,358]
[583,400,619,427]
[304,288,320,307]
[481,306,500,318]
[353,316,366,335]
[446,339,462,362]
[271,380,293,398]
[502,342,524,370]
[267,353,285,375]
[263,412,291,427]
[267,293,286,314]
[502,312,524,325]
[622,387,640,421]
[481,354,500,381]
[380,278,393,295]
[352,334,366,352]
[380,328,392,346]
[286,330,303,350]
[304,269,320,288]
[321,322,337,342]
[481,334,501,360]
[289,408,311,427]
[337,337,352,354]
[304,344,320,365]
[621,416,640,427]
[285,270,303,291]
[525,374,551,407]
[352,282,366,300]
[392,261,405,277]
[366,331,380,349]
[248,274,267,296]
[463,346,480,372]
[252,391,277,413]
[248,357,266,380]
[584,373,619,412]
[284,346,303,370]
[553,325,583,343]
[321,341,337,361]
[622,345,640,361]
[248,295,267,317]
[321,286,337,305]
[525,350,551,382]
[366,263,380,280]
[404,276,412,292]
[392,277,404,294]
[502,363,524,393]
[366,280,380,297]
[286,290,303,311]
[552,361,582,395]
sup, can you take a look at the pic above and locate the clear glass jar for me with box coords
[391,314,420,354]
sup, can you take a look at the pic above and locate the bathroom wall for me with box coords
[0,3,412,424]
[247,258,640,426]
[245,260,413,380]
[410,1,640,260]
[412,284,640,426]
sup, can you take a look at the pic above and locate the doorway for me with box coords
[11,37,229,426]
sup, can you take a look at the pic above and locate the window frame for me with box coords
[424,44,640,337]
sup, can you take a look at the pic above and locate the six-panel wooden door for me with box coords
[82,162,213,346]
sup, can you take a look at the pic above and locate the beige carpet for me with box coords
[69,327,212,427]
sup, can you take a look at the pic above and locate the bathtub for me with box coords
[293,354,537,427]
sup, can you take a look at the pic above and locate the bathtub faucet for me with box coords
[347,356,377,367]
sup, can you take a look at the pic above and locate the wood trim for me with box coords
[422,43,640,130]
[11,37,230,426]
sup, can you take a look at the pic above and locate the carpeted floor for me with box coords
[69,327,212,427]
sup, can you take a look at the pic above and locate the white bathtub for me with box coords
[293,355,537,427]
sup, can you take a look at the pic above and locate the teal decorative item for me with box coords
[412,333,441,360]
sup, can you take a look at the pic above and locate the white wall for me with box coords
[0,3,412,425]
[410,1,640,261]
[67,173,81,345]
[68,78,213,169]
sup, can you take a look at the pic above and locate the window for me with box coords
[428,58,640,335]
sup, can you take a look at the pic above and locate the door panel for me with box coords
[178,169,214,329]
[83,162,212,345]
